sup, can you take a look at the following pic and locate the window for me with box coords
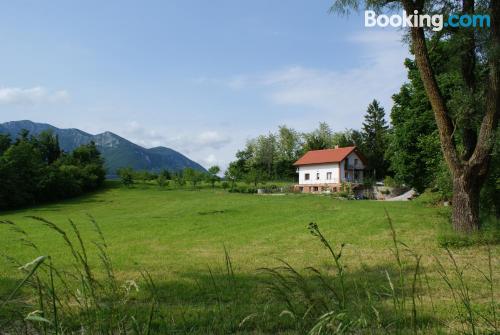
[313,186,319,192]
[316,173,320,180]
[354,158,358,166]
[304,173,310,181]
[326,172,332,180]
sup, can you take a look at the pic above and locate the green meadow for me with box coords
[0,182,498,334]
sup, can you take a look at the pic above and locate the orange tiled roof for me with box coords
[293,146,357,166]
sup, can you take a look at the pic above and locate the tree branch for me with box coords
[468,0,500,173]
[402,0,462,174]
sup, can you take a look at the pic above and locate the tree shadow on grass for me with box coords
[124,262,443,334]
[0,261,445,335]
[0,183,119,216]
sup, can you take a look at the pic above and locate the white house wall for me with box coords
[298,163,340,185]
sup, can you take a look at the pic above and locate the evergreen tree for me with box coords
[361,99,389,179]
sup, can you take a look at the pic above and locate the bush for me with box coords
[117,167,134,187]
[157,174,169,188]
[438,216,500,248]
[228,185,257,194]
[383,176,397,187]
[334,191,349,198]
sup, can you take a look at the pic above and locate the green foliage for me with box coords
[433,161,453,200]
[117,167,135,187]
[156,174,169,188]
[331,128,364,148]
[227,123,372,186]
[224,163,240,190]
[135,170,157,182]
[438,217,500,248]
[183,167,204,188]
[362,99,389,179]
[172,171,185,187]
[383,176,397,188]
[0,131,105,209]
[480,132,500,218]
[0,133,11,155]
[386,57,442,193]
[303,122,333,151]
[207,165,220,188]
[227,185,257,193]
[387,37,498,219]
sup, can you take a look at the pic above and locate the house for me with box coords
[293,146,366,193]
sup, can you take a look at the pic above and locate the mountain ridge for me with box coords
[0,120,207,175]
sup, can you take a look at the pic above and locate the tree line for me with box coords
[0,130,106,210]
[117,165,222,189]
[225,99,390,186]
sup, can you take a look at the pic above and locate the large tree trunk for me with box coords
[401,0,500,233]
[451,169,481,233]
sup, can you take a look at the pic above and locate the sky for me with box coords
[0,0,410,169]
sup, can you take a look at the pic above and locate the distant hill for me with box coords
[0,120,207,175]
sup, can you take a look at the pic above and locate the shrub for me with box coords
[117,167,135,187]
[228,185,257,194]
[157,174,169,188]
[384,176,397,187]
[438,217,500,248]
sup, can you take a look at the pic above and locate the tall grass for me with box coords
[0,217,157,334]
[0,215,497,334]
[259,215,498,334]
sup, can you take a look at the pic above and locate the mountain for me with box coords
[0,120,207,175]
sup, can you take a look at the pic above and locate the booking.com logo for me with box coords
[365,10,491,31]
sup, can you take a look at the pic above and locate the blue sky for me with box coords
[0,0,409,168]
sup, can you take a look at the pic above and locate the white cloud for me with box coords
[196,131,231,149]
[195,29,409,130]
[121,121,231,151]
[121,121,166,147]
[0,86,69,105]
[115,121,232,168]
[259,30,408,128]
[203,153,218,166]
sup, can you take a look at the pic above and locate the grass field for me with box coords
[0,182,498,334]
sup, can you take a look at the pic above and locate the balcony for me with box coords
[344,171,363,184]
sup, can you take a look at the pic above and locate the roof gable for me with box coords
[294,146,358,166]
